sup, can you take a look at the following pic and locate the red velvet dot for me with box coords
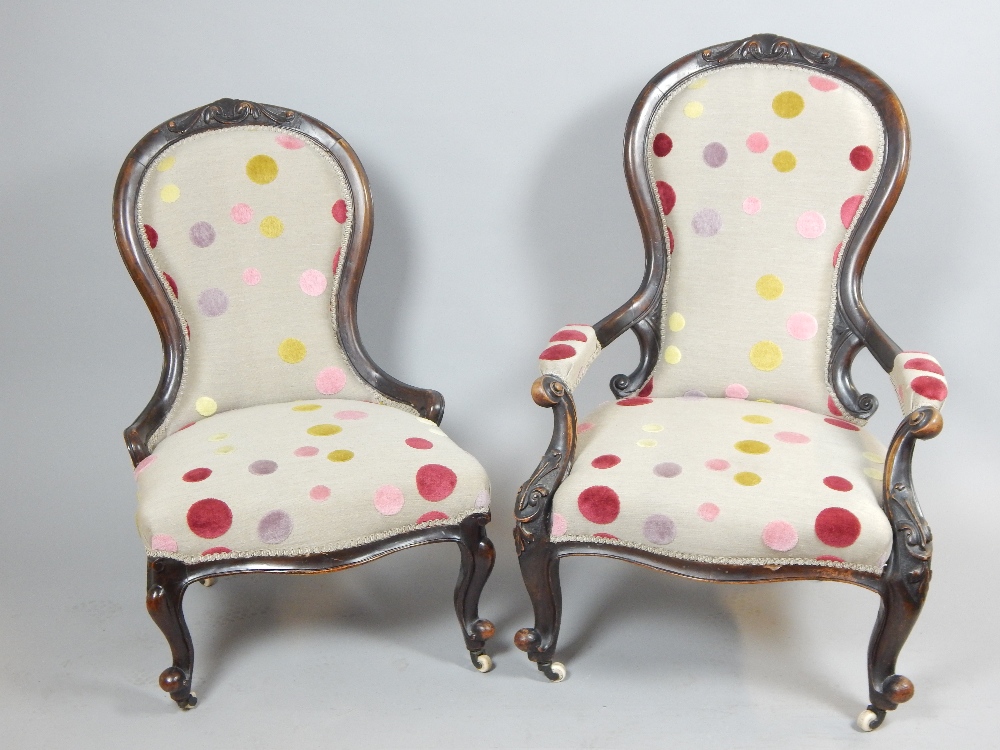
[655,181,676,215]
[593,532,618,539]
[824,417,859,431]
[823,475,854,492]
[827,396,843,416]
[539,344,576,361]
[814,507,861,547]
[178,422,196,431]
[331,199,347,223]
[163,272,178,297]
[416,464,458,501]
[849,145,874,171]
[841,195,863,228]
[332,248,342,274]
[185,324,191,339]
[816,554,845,562]
[578,485,620,524]
[666,226,675,254]
[182,468,212,482]
[617,397,653,406]
[652,133,673,157]
[832,242,843,268]
[417,510,449,524]
[201,546,231,556]
[186,498,233,539]
[638,379,654,398]
[550,329,588,343]
[144,224,159,249]
[910,376,948,400]
[903,357,944,376]
[591,454,621,469]
[405,437,433,450]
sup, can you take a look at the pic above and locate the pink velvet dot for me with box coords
[786,312,818,340]
[698,503,720,521]
[294,446,319,457]
[823,476,854,492]
[617,397,653,406]
[417,511,449,524]
[332,200,348,223]
[474,490,490,508]
[201,546,231,556]
[809,75,839,91]
[551,512,568,537]
[242,267,262,285]
[310,485,330,502]
[827,396,843,416]
[332,248,342,273]
[796,211,826,239]
[825,417,860,431]
[841,195,863,228]
[591,454,621,469]
[416,464,458,501]
[299,269,328,296]
[334,410,368,420]
[742,197,761,215]
[832,243,843,268]
[373,485,404,515]
[666,226,675,254]
[539,344,575,361]
[182,468,212,482]
[151,533,178,552]
[275,134,304,149]
[231,203,253,224]
[910,376,948,400]
[746,132,769,153]
[725,383,749,399]
[133,454,157,477]
[315,367,347,394]
[578,422,595,433]
[705,458,730,471]
[762,520,798,551]
[774,431,810,444]
[405,437,433,450]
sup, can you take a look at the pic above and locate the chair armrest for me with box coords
[538,325,602,392]
[889,352,948,416]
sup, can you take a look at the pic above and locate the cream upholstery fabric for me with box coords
[890,352,948,414]
[554,396,891,572]
[134,399,490,563]
[645,64,885,419]
[538,325,601,391]
[138,126,383,446]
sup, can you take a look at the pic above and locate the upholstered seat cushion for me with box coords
[134,400,490,563]
[552,396,891,572]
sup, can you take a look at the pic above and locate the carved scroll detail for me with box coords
[702,33,836,67]
[829,308,879,420]
[167,98,296,135]
[610,315,661,399]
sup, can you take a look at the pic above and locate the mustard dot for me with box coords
[749,341,783,371]
[246,154,279,184]
[278,338,307,363]
[160,184,180,203]
[215,445,235,454]
[772,91,805,118]
[637,439,658,448]
[756,399,774,403]
[755,274,784,300]
[664,345,682,364]
[156,156,176,172]
[260,215,284,238]
[864,467,883,480]
[683,101,704,118]
[642,424,663,432]
[734,471,762,486]
[863,451,884,464]
[735,440,770,454]
[292,404,322,412]
[209,432,228,441]
[668,312,686,332]
[742,415,773,424]
[195,396,217,416]
[327,449,354,462]
[687,78,708,90]
[307,424,342,436]
[772,151,797,173]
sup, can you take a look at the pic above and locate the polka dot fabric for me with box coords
[551,397,891,571]
[137,127,378,445]
[135,399,491,562]
[645,65,885,417]
[889,351,948,414]
[538,325,601,391]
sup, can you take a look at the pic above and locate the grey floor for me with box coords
[2,1,998,747]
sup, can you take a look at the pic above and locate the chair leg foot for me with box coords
[514,541,564,676]
[147,557,196,709]
[455,515,496,669]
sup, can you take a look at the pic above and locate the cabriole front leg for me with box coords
[454,514,497,672]
[514,540,565,681]
[146,557,197,709]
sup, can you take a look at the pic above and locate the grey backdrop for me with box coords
[1,1,997,747]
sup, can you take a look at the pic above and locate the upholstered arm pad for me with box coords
[538,325,602,392]
[889,352,948,415]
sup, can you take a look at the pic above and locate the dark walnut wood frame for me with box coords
[114,99,495,709]
[513,34,941,731]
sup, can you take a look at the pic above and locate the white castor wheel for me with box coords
[200,577,215,587]
[542,661,566,682]
[474,653,494,673]
[181,692,198,710]
[856,708,880,732]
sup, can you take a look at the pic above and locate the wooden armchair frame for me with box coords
[512,35,941,731]
[114,100,495,709]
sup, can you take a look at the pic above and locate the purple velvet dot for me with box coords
[189,221,216,248]
[248,459,278,475]
[682,389,707,399]
[703,142,728,168]
[653,462,683,478]
[692,208,722,237]
[197,288,229,317]
[258,509,292,544]
[643,514,676,545]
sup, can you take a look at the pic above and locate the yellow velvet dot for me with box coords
[750,341,783,371]
[742,415,773,424]
[195,396,217,416]
[637,439,658,448]
[278,338,307,363]
[246,154,279,184]
[160,184,180,203]
[756,398,774,403]
[772,151,797,173]
[755,274,784,300]
[209,432,228,441]
[735,440,770,454]
[772,91,805,118]
[668,312,686,332]
[642,424,663,432]
[215,445,235,454]
[734,471,762,486]
[683,101,704,118]
[307,424,342,436]
[664,345,682,364]
[157,156,176,172]
[260,215,284,238]
[864,467,883,480]
[688,78,707,90]
[327,449,354,462]
[863,451,884,464]
[293,404,322,412]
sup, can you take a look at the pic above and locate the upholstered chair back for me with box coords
[135,124,382,445]
[643,63,884,418]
